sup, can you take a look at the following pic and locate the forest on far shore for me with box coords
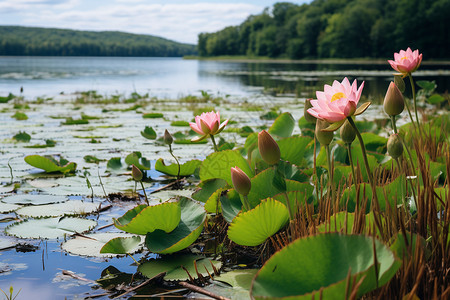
[0,26,196,57]
[198,0,450,59]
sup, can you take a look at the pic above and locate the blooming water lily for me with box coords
[388,47,423,75]
[189,111,228,143]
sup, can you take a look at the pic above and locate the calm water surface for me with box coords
[1,56,449,100]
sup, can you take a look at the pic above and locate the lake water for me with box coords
[1,56,449,101]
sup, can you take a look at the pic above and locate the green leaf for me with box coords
[220,189,243,223]
[427,94,445,104]
[200,150,253,185]
[100,235,143,255]
[251,233,401,299]
[269,112,295,138]
[142,112,164,118]
[155,158,201,176]
[138,254,222,281]
[227,198,289,246]
[106,157,123,170]
[140,126,157,139]
[416,80,436,92]
[278,136,312,167]
[145,197,206,254]
[6,217,97,239]
[24,155,76,173]
[114,202,181,235]
[125,152,150,170]
[61,232,142,257]
[192,178,228,203]
[247,168,284,208]
[390,232,427,261]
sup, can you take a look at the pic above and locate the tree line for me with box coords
[198,0,450,59]
[0,26,196,57]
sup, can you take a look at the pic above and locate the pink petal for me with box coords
[307,108,320,119]
[319,111,345,123]
[190,122,204,135]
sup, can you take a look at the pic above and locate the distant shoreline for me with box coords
[183,56,450,66]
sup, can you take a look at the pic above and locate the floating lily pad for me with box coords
[6,217,97,239]
[24,155,77,174]
[62,232,143,257]
[0,202,21,213]
[138,254,222,281]
[215,269,259,291]
[145,197,206,254]
[227,198,289,246]
[251,233,401,299]
[100,235,143,255]
[1,194,67,205]
[125,152,151,170]
[16,200,100,218]
[141,126,157,139]
[155,158,201,176]
[28,179,59,189]
[114,202,181,235]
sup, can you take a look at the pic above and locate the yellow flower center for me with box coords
[330,92,345,102]
[401,56,408,60]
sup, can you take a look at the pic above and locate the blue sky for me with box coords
[0,0,309,44]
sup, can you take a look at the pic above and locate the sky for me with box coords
[0,0,309,44]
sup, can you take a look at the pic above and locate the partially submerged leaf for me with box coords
[16,200,100,218]
[155,158,201,176]
[138,254,221,281]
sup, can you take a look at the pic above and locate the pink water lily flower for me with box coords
[190,111,228,142]
[307,77,365,124]
[388,47,422,75]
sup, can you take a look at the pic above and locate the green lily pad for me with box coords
[62,232,143,257]
[125,152,150,170]
[268,112,295,138]
[155,158,201,176]
[138,254,222,281]
[246,168,282,208]
[24,155,77,174]
[100,235,143,255]
[278,136,313,166]
[220,189,243,223]
[145,197,206,254]
[16,200,100,217]
[215,269,259,291]
[192,178,228,203]
[251,233,401,299]
[227,198,289,246]
[1,194,67,205]
[141,126,157,139]
[6,217,97,239]
[114,202,181,235]
[200,150,253,185]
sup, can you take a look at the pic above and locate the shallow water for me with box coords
[1,56,449,100]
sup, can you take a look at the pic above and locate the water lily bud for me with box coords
[340,119,356,144]
[164,129,173,145]
[315,119,333,146]
[131,164,143,181]
[258,130,281,165]
[231,166,251,196]
[384,82,405,116]
[387,134,403,159]
[304,98,316,124]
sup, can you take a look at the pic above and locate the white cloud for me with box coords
[0,1,264,44]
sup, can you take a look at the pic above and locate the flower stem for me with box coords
[282,192,294,220]
[210,134,219,152]
[139,181,149,205]
[395,158,409,216]
[242,195,251,211]
[390,115,398,134]
[408,73,420,127]
[325,144,334,200]
[169,144,181,183]
[347,117,379,206]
